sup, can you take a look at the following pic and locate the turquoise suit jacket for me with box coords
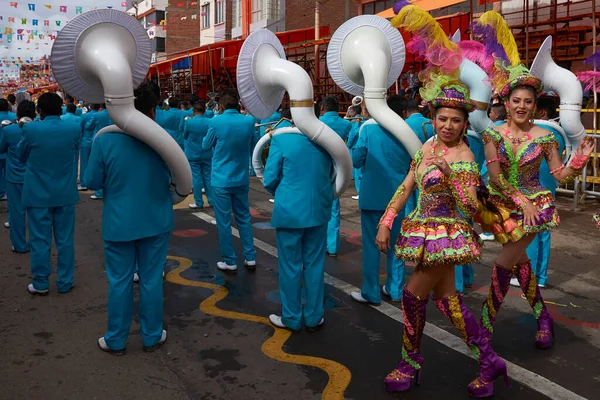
[17,116,80,208]
[178,108,194,133]
[205,109,215,119]
[84,133,174,242]
[156,108,183,147]
[536,124,566,195]
[320,111,352,142]
[352,123,414,211]
[260,111,281,137]
[346,115,367,150]
[184,114,212,161]
[264,132,334,228]
[61,113,81,125]
[0,110,17,122]
[406,113,433,142]
[0,123,26,183]
[79,110,97,148]
[0,111,17,160]
[468,131,487,176]
[91,109,114,138]
[202,109,255,188]
[61,105,82,116]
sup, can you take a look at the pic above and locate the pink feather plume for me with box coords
[457,40,494,75]
[577,71,600,93]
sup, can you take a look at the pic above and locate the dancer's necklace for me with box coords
[504,129,532,145]
[430,144,448,157]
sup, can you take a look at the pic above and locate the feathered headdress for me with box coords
[390,2,476,113]
[576,52,600,93]
[471,11,543,100]
[390,3,461,74]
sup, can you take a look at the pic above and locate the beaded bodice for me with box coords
[410,149,479,222]
[483,128,558,197]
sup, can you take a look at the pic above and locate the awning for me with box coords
[376,0,467,18]
[150,26,331,76]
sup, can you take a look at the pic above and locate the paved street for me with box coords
[0,179,598,400]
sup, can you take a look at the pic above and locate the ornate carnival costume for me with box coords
[393,83,483,267]
[380,4,508,397]
[472,11,594,349]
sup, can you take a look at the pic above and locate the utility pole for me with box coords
[314,0,320,87]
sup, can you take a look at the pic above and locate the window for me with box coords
[232,0,242,28]
[155,10,165,24]
[265,0,279,20]
[153,37,165,53]
[374,1,386,13]
[252,0,262,23]
[202,4,210,28]
[215,0,224,24]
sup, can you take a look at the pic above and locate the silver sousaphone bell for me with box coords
[1,117,33,128]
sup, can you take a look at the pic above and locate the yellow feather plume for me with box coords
[390,5,456,52]
[477,11,521,67]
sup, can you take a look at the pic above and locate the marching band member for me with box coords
[184,100,215,210]
[157,97,184,150]
[85,86,171,355]
[84,104,113,200]
[319,95,351,257]
[0,100,36,253]
[62,95,83,116]
[6,94,17,113]
[264,108,332,331]
[202,90,257,272]
[78,104,100,191]
[61,103,81,124]
[472,11,595,348]
[259,107,281,137]
[346,101,368,201]
[18,93,80,295]
[350,95,412,304]
[404,99,433,141]
[0,98,17,202]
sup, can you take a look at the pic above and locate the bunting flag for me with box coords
[0,1,130,85]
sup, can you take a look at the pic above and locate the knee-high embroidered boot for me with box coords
[384,288,428,392]
[514,260,555,349]
[480,264,512,342]
[435,293,509,398]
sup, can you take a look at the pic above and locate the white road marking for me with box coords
[191,211,587,400]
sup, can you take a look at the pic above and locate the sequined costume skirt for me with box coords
[394,217,482,268]
[478,189,560,244]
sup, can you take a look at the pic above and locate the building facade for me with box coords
[127,0,168,63]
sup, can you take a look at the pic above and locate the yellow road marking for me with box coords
[165,256,352,399]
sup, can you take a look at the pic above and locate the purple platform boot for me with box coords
[384,288,428,392]
[480,264,512,342]
[514,261,555,349]
[435,293,510,398]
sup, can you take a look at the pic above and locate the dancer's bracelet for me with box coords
[569,154,589,171]
[378,207,398,230]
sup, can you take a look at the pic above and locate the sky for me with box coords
[0,0,133,63]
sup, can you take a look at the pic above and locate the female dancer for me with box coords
[472,11,596,348]
[376,76,508,397]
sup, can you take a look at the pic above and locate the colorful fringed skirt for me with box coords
[394,217,482,268]
[477,189,560,244]
[594,212,600,231]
